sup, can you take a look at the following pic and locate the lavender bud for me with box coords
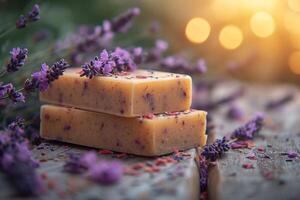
[201,137,230,161]
[16,15,27,29]
[6,47,28,73]
[111,7,140,32]
[195,59,207,74]
[26,4,40,22]
[0,83,13,98]
[7,88,25,103]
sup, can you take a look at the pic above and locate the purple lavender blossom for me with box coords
[16,15,27,29]
[81,48,136,78]
[227,104,244,120]
[146,40,169,62]
[231,113,264,140]
[46,59,69,82]
[0,83,13,98]
[111,7,140,32]
[8,116,25,131]
[196,59,207,74]
[63,153,86,174]
[0,120,43,196]
[201,137,230,161]
[27,59,69,92]
[16,4,40,29]
[79,152,98,169]
[31,63,49,92]
[88,161,123,184]
[7,87,25,103]
[199,157,208,191]
[130,47,143,64]
[6,47,28,72]
[27,4,40,22]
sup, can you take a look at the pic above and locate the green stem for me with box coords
[0,27,14,39]
[0,69,6,78]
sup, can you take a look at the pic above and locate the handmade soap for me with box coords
[40,69,192,117]
[40,105,207,156]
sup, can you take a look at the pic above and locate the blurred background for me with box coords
[1,0,300,83]
[1,0,300,123]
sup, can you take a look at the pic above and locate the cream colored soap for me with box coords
[40,69,192,117]
[40,105,207,156]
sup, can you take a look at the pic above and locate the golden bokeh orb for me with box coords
[185,18,211,44]
[219,25,243,50]
[289,51,300,75]
[288,0,300,12]
[250,12,275,38]
[284,11,300,34]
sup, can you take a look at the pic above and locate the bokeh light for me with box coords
[185,18,211,44]
[250,12,275,38]
[288,0,300,12]
[284,11,300,34]
[219,25,243,50]
[289,51,300,74]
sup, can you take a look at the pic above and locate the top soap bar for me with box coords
[40,69,192,117]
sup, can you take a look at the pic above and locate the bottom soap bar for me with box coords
[40,105,207,156]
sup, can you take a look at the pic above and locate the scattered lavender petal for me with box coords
[88,161,123,184]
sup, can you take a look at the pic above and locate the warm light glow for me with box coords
[250,12,275,38]
[289,51,300,74]
[185,18,211,43]
[243,0,276,10]
[284,11,300,34]
[288,0,300,12]
[219,25,243,50]
[212,0,241,21]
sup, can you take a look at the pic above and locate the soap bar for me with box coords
[40,105,207,156]
[40,69,192,117]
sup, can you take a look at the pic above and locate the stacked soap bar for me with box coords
[41,105,207,156]
[40,69,207,156]
[40,69,192,117]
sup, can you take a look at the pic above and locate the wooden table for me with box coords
[206,82,300,200]
[0,81,299,200]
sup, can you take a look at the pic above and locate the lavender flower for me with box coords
[8,116,25,131]
[231,113,264,140]
[199,157,208,191]
[88,161,123,184]
[0,119,43,196]
[46,59,69,82]
[27,59,69,92]
[196,59,207,74]
[63,153,86,174]
[27,4,40,22]
[0,83,13,98]
[80,48,136,78]
[227,104,244,120]
[111,7,140,32]
[31,63,49,92]
[16,4,40,29]
[201,137,230,161]
[16,15,27,29]
[146,40,169,62]
[7,87,25,103]
[6,47,28,72]
[79,152,98,169]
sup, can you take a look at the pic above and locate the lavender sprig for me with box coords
[16,4,40,29]
[201,137,230,161]
[0,118,43,196]
[80,48,135,78]
[231,113,264,140]
[5,47,28,73]
[111,7,140,32]
[25,59,69,92]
